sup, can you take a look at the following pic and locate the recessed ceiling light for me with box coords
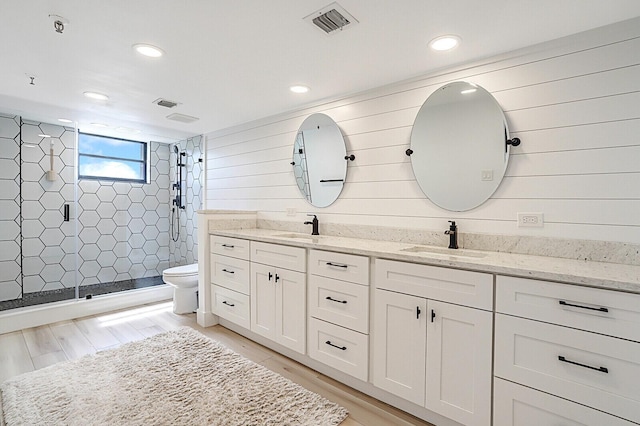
[90,122,108,128]
[38,134,51,138]
[133,43,164,58]
[429,35,461,51]
[57,118,73,123]
[290,85,310,94]
[84,91,109,101]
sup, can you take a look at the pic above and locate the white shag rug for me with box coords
[0,327,348,426]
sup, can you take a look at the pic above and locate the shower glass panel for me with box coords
[0,116,79,310]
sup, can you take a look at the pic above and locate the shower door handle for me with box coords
[63,204,70,222]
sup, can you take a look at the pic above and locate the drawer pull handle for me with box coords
[221,244,235,249]
[326,340,347,351]
[558,356,608,373]
[222,301,235,307]
[326,262,348,269]
[326,296,347,304]
[222,269,235,274]
[559,300,609,313]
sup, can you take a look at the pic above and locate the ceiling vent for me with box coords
[153,98,179,108]
[304,2,358,35]
[166,113,199,123]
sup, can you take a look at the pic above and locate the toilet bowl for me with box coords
[162,263,198,314]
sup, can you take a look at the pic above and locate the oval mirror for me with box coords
[410,81,512,211]
[292,113,347,208]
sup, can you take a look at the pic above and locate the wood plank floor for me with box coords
[0,301,433,426]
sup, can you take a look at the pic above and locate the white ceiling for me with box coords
[1,1,640,143]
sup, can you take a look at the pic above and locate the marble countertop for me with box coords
[210,228,640,293]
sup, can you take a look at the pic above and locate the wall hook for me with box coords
[344,154,355,161]
[405,148,414,156]
[506,137,521,147]
[290,161,296,165]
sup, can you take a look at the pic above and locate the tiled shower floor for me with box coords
[0,276,165,311]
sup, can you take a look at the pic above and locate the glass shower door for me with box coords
[18,119,78,306]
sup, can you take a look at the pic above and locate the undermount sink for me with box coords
[400,246,487,259]
[274,233,318,241]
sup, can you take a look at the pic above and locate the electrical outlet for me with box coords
[286,208,297,216]
[481,169,494,181]
[517,212,544,227]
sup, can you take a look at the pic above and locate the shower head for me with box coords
[173,145,179,154]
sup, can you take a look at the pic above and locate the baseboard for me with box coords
[0,285,173,334]
[197,309,218,327]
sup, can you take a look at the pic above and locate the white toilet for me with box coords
[162,263,199,314]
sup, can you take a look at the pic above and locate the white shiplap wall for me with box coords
[205,18,640,244]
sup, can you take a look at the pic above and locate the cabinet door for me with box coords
[250,262,276,340]
[373,289,427,406]
[425,300,492,426]
[275,268,306,354]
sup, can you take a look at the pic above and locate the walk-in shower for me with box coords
[0,112,202,313]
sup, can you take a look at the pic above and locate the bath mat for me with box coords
[0,327,348,425]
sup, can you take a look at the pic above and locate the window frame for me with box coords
[78,132,149,184]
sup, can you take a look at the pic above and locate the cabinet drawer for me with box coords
[308,317,368,382]
[495,314,640,423]
[210,235,250,260]
[494,378,635,426]
[211,285,250,329]
[496,275,640,342]
[210,255,250,295]
[309,250,369,285]
[309,275,369,334]
[375,259,493,310]
[250,241,306,272]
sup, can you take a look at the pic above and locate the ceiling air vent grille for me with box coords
[153,98,179,108]
[304,2,358,35]
[166,113,199,123]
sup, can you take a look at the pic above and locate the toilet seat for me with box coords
[163,263,198,278]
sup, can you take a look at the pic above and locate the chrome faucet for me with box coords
[445,221,458,249]
[304,214,319,235]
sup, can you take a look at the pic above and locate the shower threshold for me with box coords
[0,276,165,312]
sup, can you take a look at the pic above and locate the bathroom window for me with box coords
[78,132,148,183]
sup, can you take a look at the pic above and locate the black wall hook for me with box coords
[405,148,414,156]
[344,154,355,161]
[507,137,521,147]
